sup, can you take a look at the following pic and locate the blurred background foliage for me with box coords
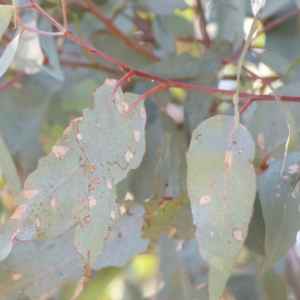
[1,0,300,299]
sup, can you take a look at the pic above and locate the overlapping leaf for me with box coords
[142,194,195,240]
[74,79,147,268]
[0,229,82,299]
[0,118,89,261]
[93,203,149,270]
[258,152,300,274]
[186,115,256,300]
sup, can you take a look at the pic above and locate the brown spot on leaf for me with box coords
[199,194,211,205]
[36,218,41,229]
[90,165,96,172]
[105,78,117,87]
[23,189,39,199]
[210,231,215,238]
[134,131,140,142]
[52,145,69,159]
[84,215,91,223]
[172,204,179,210]
[125,151,134,163]
[117,101,129,114]
[11,204,27,220]
[168,227,177,238]
[225,149,233,168]
[233,229,243,241]
[12,273,22,280]
[276,193,280,198]
[110,210,118,220]
[63,123,73,135]
[257,133,265,150]
[51,197,58,208]
[288,164,299,175]
[208,179,216,188]
[238,148,244,154]
[106,180,112,190]
[140,107,146,117]
[76,133,82,140]
[88,196,97,208]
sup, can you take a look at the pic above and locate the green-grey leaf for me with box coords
[0,119,89,261]
[0,132,22,197]
[0,229,82,299]
[258,152,300,274]
[144,41,232,79]
[93,203,149,270]
[0,33,20,77]
[0,5,13,40]
[178,238,208,287]
[142,193,195,240]
[186,115,256,300]
[153,15,176,56]
[74,79,146,267]
[144,133,171,212]
[257,50,292,75]
[39,17,65,81]
[145,0,188,15]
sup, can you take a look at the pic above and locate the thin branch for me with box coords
[256,8,300,37]
[84,0,160,62]
[239,99,252,115]
[59,60,122,75]
[125,84,168,117]
[27,0,300,106]
[30,0,65,32]
[195,0,211,47]
[61,0,68,31]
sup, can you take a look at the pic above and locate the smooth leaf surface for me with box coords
[74,79,147,267]
[144,133,171,212]
[177,238,208,287]
[144,41,232,79]
[187,115,256,300]
[39,18,65,81]
[0,73,60,155]
[0,5,13,40]
[0,132,22,197]
[15,8,44,74]
[145,0,188,15]
[258,152,300,274]
[153,15,175,56]
[0,229,82,299]
[0,33,20,77]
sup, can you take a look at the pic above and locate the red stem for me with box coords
[84,0,160,62]
[256,9,300,37]
[125,84,168,117]
[18,1,300,107]
[59,60,121,75]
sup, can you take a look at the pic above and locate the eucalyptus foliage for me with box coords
[0,0,300,299]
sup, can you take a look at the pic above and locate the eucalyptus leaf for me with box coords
[187,115,256,300]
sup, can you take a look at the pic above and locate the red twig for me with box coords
[125,84,168,117]
[21,0,300,107]
[0,72,26,92]
[239,99,253,115]
[84,0,160,62]
[59,60,122,75]
[256,9,300,37]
